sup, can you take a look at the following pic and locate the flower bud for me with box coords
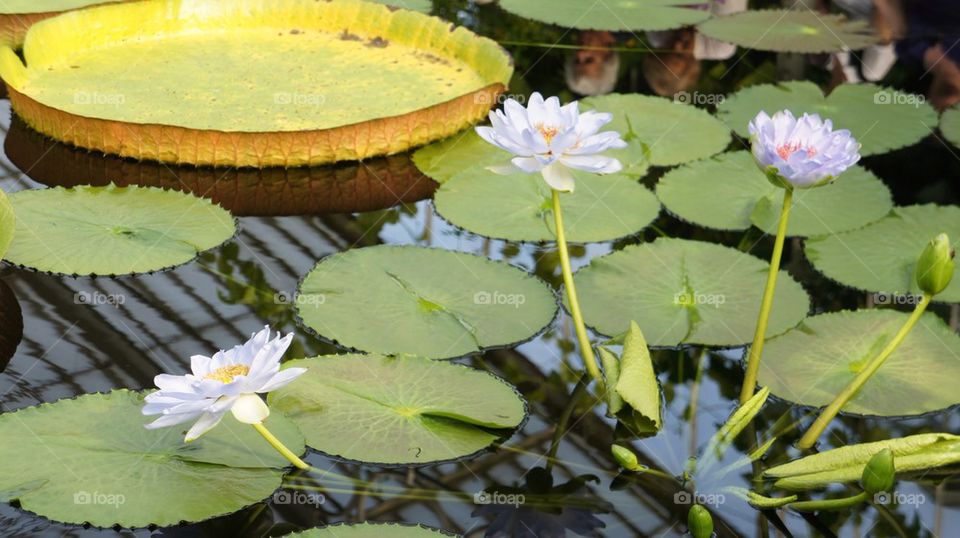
[687,504,714,538]
[860,448,895,496]
[915,233,955,296]
[611,444,639,472]
[231,393,270,424]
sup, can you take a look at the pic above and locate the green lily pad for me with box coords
[296,245,558,359]
[434,167,660,243]
[697,10,875,53]
[941,105,960,150]
[805,205,960,303]
[4,185,235,276]
[413,129,514,185]
[269,354,526,465]
[498,0,711,31]
[656,151,893,236]
[374,0,431,13]
[0,390,304,527]
[581,93,730,166]
[1,0,120,12]
[283,523,455,537]
[0,189,13,260]
[759,309,960,416]
[573,238,810,347]
[717,81,937,156]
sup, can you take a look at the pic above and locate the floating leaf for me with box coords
[412,130,505,184]
[498,0,711,31]
[0,390,303,527]
[269,354,526,465]
[581,94,730,166]
[0,1,124,48]
[765,433,960,490]
[1,0,511,167]
[941,105,960,150]
[434,168,660,243]
[4,185,235,276]
[0,189,13,260]
[805,205,960,303]
[656,151,892,235]
[614,321,661,431]
[759,309,960,416]
[717,81,937,156]
[697,10,875,53]
[296,245,558,359]
[283,523,455,537]
[372,0,431,13]
[573,238,809,347]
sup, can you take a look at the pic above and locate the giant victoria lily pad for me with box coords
[0,0,512,167]
[269,354,527,465]
[0,390,304,527]
[295,245,558,359]
[0,1,126,48]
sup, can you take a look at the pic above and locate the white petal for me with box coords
[511,156,547,173]
[184,411,226,442]
[154,374,193,393]
[560,155,623,174]
[541,163,576,192]
[257,367,308,393]
[144,412,198,430]
[230,393,271,424]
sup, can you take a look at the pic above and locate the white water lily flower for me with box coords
[142,326,306,442]
[475,92,628,192]
[748,110,861,189]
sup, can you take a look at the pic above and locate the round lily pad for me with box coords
[759,310,960,416]
[412,129,506,184]
[2,0,511,166]
[805,205,960,303]
[717,81,937,156]
[283,523,455,537]
[573,238,810,347]
[498,0,711,31]
[4,185,235,276]
[434,167,660,243]
[0,390,304,527]
[656,151,893,236]
[580,94,730,166]
[698,10,876,53]
[0,188,13,260]
[941,106,960,150]
[0,1,125,49]
[269,354,527,465]
[295,246,558,359]
[373,0,431,13]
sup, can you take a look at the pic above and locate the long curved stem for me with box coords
[789,491,868,512]
[546,375,589,471]
[797,293,932,449]
[253,422,310,470]
[740,187,793,404]
[552,189,604,388]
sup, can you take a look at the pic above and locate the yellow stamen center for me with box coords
[205,364,250,383]
[537,124,560,145]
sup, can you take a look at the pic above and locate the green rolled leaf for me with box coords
[613,321,661,432]
[916,233,955,296]
[746,491,798,509]
[699,387,770,471]
[598,347,624,415]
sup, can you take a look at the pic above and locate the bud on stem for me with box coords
[916,233,955,296]
[688,504,714,538]
[861,448,895,495]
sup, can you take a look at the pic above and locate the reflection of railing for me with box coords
[3,114,438,217]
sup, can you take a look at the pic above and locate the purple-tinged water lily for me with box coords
[475,92,627,192]
[143,326,306,442]
[748,110,861,189]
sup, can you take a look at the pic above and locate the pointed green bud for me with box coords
[687,504,714,538]
[916,233,955,296]
[860,448,895,495]
[611,444,639,472]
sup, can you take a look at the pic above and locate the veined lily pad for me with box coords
[0,0,511,167]
[412,129,507,184]
[698,10,875,53]
[942,106,960,150]
[759,310,960,416]
[4,185,235,276]
[0,1,125,48]
[805,205,960,303]
[498,0,711,32]
[434,167,660,243]
[295,246,558,359]
[0,188,13,259]
[718,81,937,156]
[0,390,304,527]
[656,151,893,235]
[580,94,730,166]
[573,238,809,347]
[269,354,527,465]
[283,523,455,537]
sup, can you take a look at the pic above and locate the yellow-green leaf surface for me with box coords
[614,322,661,431]
[0,0,121,13]
[0,189,13,260]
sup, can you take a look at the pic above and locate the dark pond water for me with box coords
[1,1,960,537]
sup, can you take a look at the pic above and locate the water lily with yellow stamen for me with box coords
[142,326,309,468]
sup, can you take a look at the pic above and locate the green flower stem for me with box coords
[547,375,589,471]
[740,187,793,404]
[798,293,933,449]
[552,189,604,389]
[788,491,868,512]
[252,422,310,470]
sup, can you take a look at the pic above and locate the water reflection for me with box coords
[0,278,22,372]
[4,115,438,216]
